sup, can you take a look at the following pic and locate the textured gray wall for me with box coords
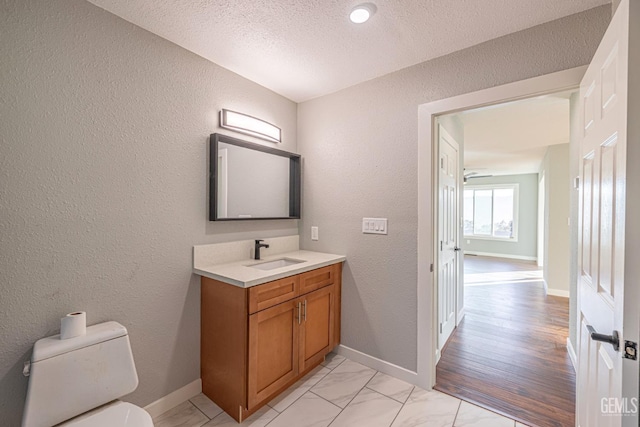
[0,1,297,425]
[464,174,539,259]
[297,6,610,371]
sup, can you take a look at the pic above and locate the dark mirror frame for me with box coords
[209,133,301,221]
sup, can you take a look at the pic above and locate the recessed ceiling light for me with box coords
[350,3,376,24]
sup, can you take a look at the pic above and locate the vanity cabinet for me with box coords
[201,263,342,422]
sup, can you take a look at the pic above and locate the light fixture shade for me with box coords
[350,3,377,24]
[219,109,281,143]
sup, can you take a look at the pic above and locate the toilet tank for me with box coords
[22,321,139,427]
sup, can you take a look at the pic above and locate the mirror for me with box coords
[209,133,301,220]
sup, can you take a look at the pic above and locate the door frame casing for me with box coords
[416,66,586,390]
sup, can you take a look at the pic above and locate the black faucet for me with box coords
[254,240,270,260]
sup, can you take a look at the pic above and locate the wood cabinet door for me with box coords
[299,285,335,372]
[248,299,299,409]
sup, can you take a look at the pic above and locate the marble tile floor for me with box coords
[154,353,528,427]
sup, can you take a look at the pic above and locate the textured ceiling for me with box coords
[454,93,573,177]
[86,0,608,102]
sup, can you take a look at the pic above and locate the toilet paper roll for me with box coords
[60,311,86,340]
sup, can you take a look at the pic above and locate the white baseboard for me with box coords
[456,307,465,326]
[144,378,202,418]
[542,278,570,297]
[547,288,570,298]
[335,345,419,385]
[464,251,537,261]
[567,338,577,372]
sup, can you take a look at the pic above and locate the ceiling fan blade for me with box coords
[467,174,493,179]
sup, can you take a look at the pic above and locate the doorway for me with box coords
[432,93,575,426]
[416,68,586,394]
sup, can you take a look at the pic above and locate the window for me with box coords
[463,184,518,240]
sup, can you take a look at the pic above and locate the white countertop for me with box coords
[194,250,346,288]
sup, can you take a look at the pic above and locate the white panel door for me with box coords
[437,125,460,353]
[576,1,636,426]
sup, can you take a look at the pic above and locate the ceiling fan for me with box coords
[464,169,493,183]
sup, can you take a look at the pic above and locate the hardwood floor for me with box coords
[435,255,575,427]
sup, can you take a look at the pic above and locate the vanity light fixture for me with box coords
[219,109,281,143]
[349,3,376,24]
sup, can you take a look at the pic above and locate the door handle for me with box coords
[587,325,619,351]
[454,247,462,252]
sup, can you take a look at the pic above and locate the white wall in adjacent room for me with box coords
[540,144,572,295]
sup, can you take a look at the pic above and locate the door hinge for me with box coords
[439,323,443,334]
[430,263,434,273]
[574,176,580,190]
[624,340,638,361]
[440,241,443,251]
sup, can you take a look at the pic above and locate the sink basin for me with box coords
[248,258,305,271]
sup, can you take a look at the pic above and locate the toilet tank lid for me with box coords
[32,321,128,362]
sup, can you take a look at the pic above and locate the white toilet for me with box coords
[22,321,154,427]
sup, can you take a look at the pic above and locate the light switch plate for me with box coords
[311,226,319,241]
[362,218,388,235]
